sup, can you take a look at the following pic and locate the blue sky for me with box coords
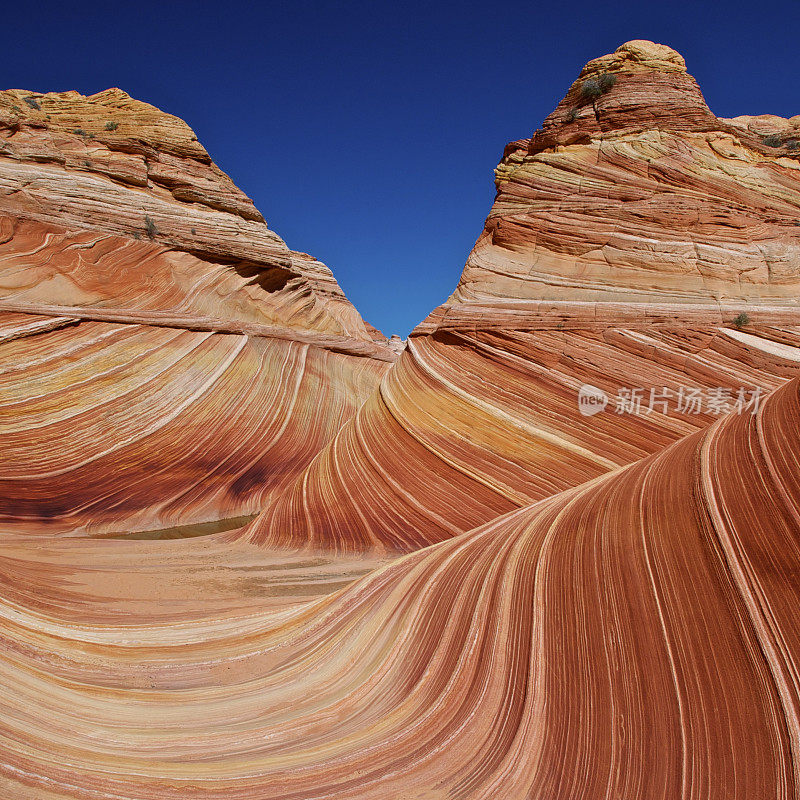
[6,0,800,336]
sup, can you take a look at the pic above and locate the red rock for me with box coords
[2,41,800,800]
[466,41,800,305]
[245,40,800,553]
[0,88,394,534]
[1,377,799,799]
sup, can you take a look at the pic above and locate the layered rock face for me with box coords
[3,366,800,800]
[457,39,800,305]
[244,40,800,553]
[2,41,800,800]
[0,88,394,533]
[0,88,390,342]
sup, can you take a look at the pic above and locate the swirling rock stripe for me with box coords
[246,323,800,553]
[462,130,800,305]
[0,218,390,345]
[0,380,798,799]
[0,313,388,534]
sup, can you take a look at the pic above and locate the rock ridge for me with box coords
[0,87,389,347]
[449,40,800,308]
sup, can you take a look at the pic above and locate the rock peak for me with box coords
[523,39,718,157]
[0,86,394,353]
[580,40,687,78]
[446,39,800,310]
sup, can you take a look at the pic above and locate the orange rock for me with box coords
[1,375,798,799]
[0,89,394,534]
[245,40,800,553]
[464,41,800,305]
[2,41,800,800]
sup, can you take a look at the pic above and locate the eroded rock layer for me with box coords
[244,40,800,553]
[456,39,800,306]
[2,40,800,800]
[1,377,798,799]
[0,88,394,533]
[0,312,386,534]
[0,87,390,342]
[245,315,800,552]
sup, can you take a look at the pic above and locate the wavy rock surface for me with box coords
[458,39,800,305]
[1,377,798,799]
[2,40,800,800]
[0,89,394,533]
[246,317,800,552]
[245,41,800,553]
[0,312,387,534]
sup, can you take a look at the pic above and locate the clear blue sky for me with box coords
[5,1,799,336]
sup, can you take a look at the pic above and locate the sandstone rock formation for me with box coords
[2,40,800,800]
[0,87,394,534]
[0,88,390,342]
[460,39,800,305]
[244,40,800,553]
[2,368,799,800]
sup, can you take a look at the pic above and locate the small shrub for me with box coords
[733,312,750,328]
[105,121,119,131]
[762,135,782,148]
[144,215,159,240]
[580,79,602,100]
[22,96,41,111]
[580,73,616,103]
[72,128,86,137]
[598,72,617,92]
[786,139,800,151]
[565,107,579,123]
[11,105,22,114]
